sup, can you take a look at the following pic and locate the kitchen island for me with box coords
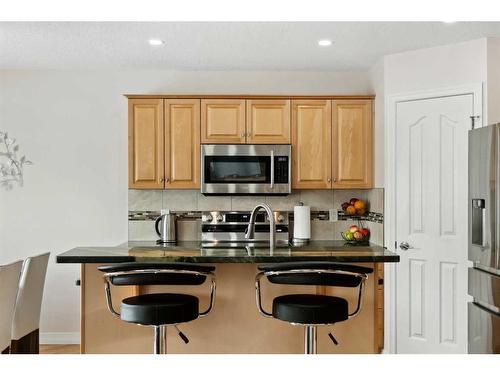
[57,241,398,354]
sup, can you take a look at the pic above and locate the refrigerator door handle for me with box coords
[482,206,487,248]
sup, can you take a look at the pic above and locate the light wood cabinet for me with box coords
[246,100,290,143]
[291,100,332,189]
[332,100,373,188]
[201,99,245,143]
[128,99,164,189]
[164,99,201,189]
[128,95,374,191]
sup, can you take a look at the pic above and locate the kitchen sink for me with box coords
[201,241,290,249]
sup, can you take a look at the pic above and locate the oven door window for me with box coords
[204,156,270,184]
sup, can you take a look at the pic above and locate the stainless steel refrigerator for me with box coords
[468,123,500,353]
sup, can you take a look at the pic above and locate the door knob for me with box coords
[399,242,411,250]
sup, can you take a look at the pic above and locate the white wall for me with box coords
[487,38,500,124]
[384,38,488,95]
[366,38,490,191]
[0,69,372,341]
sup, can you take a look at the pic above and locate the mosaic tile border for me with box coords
[129,210,384,223]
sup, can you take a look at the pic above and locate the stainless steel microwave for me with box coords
[201,144,291,195]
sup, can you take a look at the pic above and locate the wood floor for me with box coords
[39,345,80,354]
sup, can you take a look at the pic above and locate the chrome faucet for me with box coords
[245,203,276,249]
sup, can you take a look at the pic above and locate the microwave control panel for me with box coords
[274,156,289,183]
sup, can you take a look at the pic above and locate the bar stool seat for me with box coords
[98,262,216,354]
[255,261,373,354]
[272,294,348,325]
[121,293,199,326]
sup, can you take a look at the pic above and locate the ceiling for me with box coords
[1,22,500,70]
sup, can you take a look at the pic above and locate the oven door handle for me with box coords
[270,149,274,190]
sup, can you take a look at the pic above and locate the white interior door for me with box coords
[395,94,473,353]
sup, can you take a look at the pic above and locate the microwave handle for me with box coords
[270,149,274,190]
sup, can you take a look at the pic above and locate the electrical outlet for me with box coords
[329,209,338,222]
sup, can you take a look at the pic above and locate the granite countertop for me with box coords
[56,241,399,264]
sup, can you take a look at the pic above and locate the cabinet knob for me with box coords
[333,178,337,183]
[327,178,331,183]
[166,177,170,183]
[241,132,245,137]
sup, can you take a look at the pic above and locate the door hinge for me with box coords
[471,115,480,129]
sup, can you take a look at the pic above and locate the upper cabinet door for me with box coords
[201,99,246,143]
[128,99,164,189]
[332,99,373,189]
[246,100,291,144]
[164,99,201,189]
[291,100,332,189]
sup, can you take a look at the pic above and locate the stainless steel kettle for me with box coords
[155,210,177,244]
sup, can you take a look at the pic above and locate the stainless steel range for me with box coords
[201,210,289,247]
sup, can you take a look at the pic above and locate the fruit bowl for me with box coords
[341,198,367,216]
[341,225,370,245]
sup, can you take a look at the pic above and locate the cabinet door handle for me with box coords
[327,178,332,183]
[166,177,170,183]
[333,178,337,183]
[241,132,245,138]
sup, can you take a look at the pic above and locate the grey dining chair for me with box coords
[0,260,23,354]
[10,252,50,354]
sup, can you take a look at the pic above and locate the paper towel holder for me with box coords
[292,201,310,246]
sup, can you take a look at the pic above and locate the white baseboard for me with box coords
[40,332,80,345]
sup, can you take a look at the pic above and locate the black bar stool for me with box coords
[98,263,216,354]
[255,261,373,354]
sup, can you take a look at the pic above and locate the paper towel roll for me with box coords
[293,204,311,240]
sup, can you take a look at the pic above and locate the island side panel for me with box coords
[83,263,152,353]
[82,263,377,354]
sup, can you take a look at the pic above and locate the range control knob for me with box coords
[216,214,224,223]
[202,214,213,222]
[277,214,285,223]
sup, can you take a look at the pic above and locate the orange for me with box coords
[354,200,365,210]
[356,208,366,215]
[346,205,356,215]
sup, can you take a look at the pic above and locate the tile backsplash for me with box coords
[128,189,385,245]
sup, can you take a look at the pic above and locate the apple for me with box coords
[349,225,359,233]
[360,228,370,237]
[353,231,364,240]
[344,231,354,241]
[341,202,350,211]
[349,198,358,205]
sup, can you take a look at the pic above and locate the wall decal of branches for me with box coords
[0,131,32,190]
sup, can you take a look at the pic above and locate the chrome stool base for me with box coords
[304,326,317,354]
[153,325,168,354]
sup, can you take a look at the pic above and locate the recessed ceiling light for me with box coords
[149,39,165,46]
[318,39,333,47]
